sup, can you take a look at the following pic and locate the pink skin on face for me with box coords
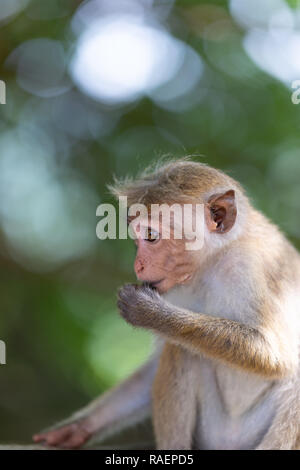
[131,220,200,294]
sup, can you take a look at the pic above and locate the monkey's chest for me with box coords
[196,359,276,450]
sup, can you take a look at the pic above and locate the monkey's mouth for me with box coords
[143,279,164,290]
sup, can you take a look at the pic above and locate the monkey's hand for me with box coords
[33,419,92,449]
[117,283,165,329]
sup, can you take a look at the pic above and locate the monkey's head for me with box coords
[110,159,249,294]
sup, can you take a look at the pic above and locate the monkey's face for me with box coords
[129,190,237,293]
[132,224,199,294]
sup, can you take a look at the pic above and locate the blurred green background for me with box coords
[0,0,300,444]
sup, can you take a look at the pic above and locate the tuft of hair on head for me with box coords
[108,157,244,207]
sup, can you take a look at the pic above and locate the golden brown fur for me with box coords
[34,159,300,450]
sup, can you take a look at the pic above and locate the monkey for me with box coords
[33,158,300,450]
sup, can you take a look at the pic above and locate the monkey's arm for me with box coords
[33,356,158,449]
[118,285,297,379]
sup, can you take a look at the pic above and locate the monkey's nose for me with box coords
[134,258,144,277]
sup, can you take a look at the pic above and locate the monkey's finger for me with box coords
[117,300,130,314]
[33,433,49,443]
[117,286,129,300]
[117,286,135,305]
[59,431,90,449]
[141,285,160,298]
[117,301,138,325]
[33,426,73,446]
[119,283,137,294]
[117,290,128,301]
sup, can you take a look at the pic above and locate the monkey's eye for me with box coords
[145,228,159,242]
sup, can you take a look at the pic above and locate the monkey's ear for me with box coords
[206,190,237,233]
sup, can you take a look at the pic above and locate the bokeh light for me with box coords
[0,127,98,271]
[70,15,190,104]
[7,38,71,98]
[0,0,29,23]
[231,0,300,84]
